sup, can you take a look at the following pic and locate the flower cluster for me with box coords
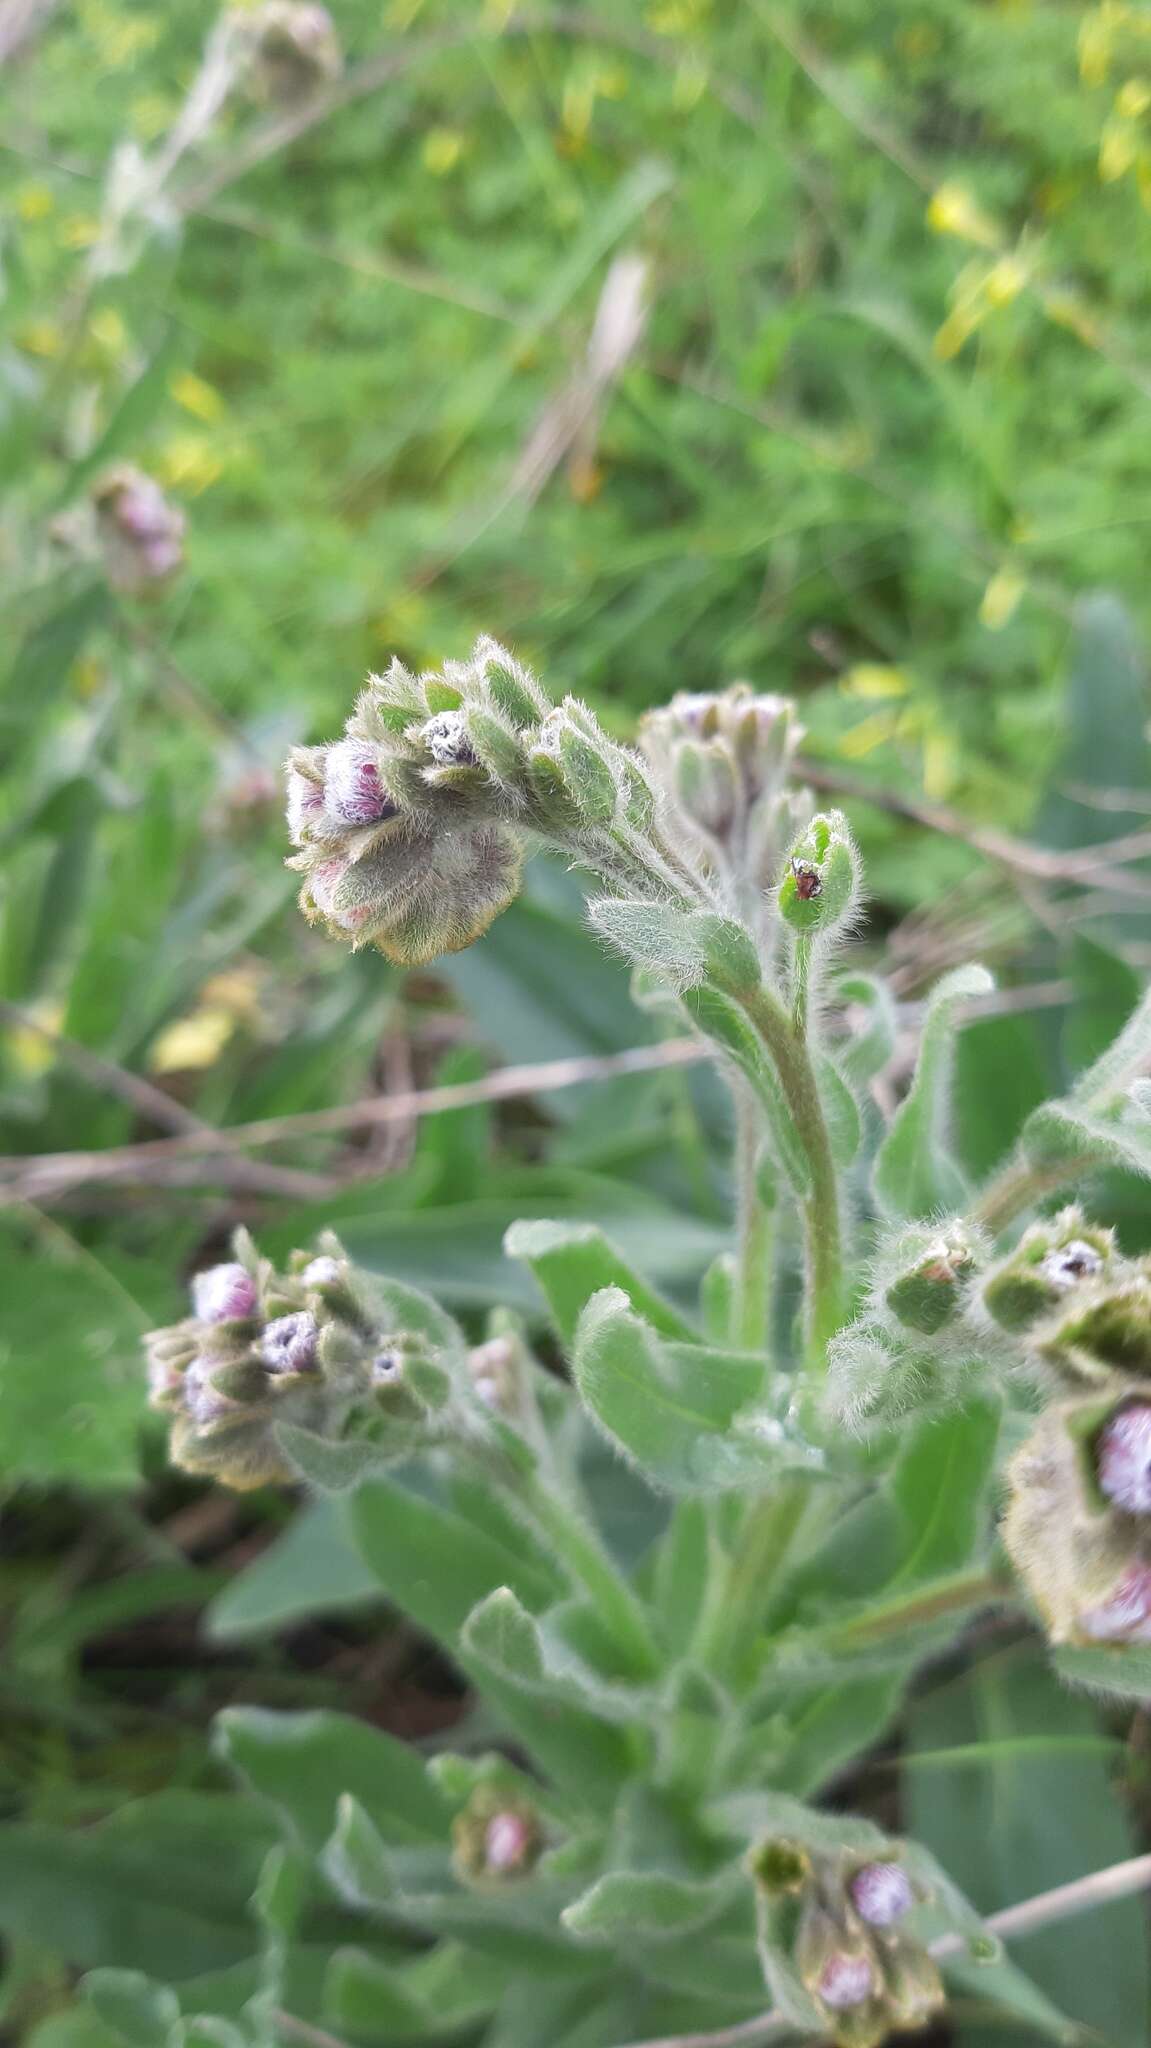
[145,1231,439,1489]
[752,1834,941,2048]
[638,682,812,914]
[998,1210,1151,1646]
[451,1785,545,1888]
[285,637,662,965]
[93,465,185,593]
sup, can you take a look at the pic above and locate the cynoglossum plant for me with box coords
[126,638,1151,2048]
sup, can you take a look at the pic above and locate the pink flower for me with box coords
[286,766,326,843]
[1079,1563,1151,1643]
[260,1311,318,1374]
[484,1812,532,1874]
[817,1953,876,2011]
[1096,1403,1151,1515]
[192,1262,258,1323]
[324,739,396,825]
[849,1862,913,1928]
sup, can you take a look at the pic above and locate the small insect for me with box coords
[790,859,822,901]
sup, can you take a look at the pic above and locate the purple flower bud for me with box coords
[301,1255,342,1287]
[484,1811,532,1874]
[422,710,477,767]
[1041,1240,1104,1291]
[309,856,374,932]
[1079,1563,1151,1643]
[324,739,396,825]
[183,1357,232,1425]
[147,1352,183,1404]
[286,766,326,843]
[1096,1403,1151,1514]
[192,1262,258,1324]
[260,1311,318,1374]
[849,1861,913,1928]
[94,467,185,592]
[817,1953,876,2011]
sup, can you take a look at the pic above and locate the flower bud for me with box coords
[301,1255,342,1288]
[323,739,397,826]
[452,1789,542,1887]
[817,1952,876,2011]
[93,466,185,594]
[421,710,477,767]
[192,1261,258,1325]
[883,1228,979,1336]
[1079,1562,1151,1643]
[778,813,859,939]
[848,1863,913,1928]
[1096,1402,1151,1514]
[247,2,341,102]
[286,762,327,844]
[983,1208,1113,1335]
[260,1311,318,1375]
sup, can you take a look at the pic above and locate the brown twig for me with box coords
[0,1038,705,1201]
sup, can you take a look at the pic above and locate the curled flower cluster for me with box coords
[638,683,812,918]
[93,465,185,593]
[753,1834,939,2048]
[996,1210,1151,1648]
[145,1231,437,1489]
[285,637,663,965]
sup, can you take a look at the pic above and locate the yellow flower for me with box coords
[149,1007,236,1075]
[89,308,127,355]
[926,181,1002,249]
[156,433,223,493]
[170,370,225,423]
[840,664,910,701]
[839,708,902,759]
[921,725,957,800]
[984,254,1028,306]
[4,1001,63,1080]
[16,184,54,222]
[1041,288,1101,344]
[422,127,464,175]
[16,319,62,358]
[1099,116,1138,180]
[1117,76,1151,117]
[1079,10,1113,88]
[933,302,983,361]
[979,563,1026,630]
[59,215,100,250]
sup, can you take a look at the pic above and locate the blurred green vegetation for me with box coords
[4,6,1151,2037]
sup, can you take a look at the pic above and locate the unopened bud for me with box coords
[94,466,185,593]
[817,1952,876,2011]
[778,813,858,938]
[983,1208,1113,1334]
[183,1357,234,1426]
[301,1255,342,1287]
[885,1231,977,1336]
[468,1335,517,1410]
[192,1262,258,1324]
[1096,1402,1151,1514]
[421,710,477,767]
[484,1811,533,1874]
[323,739,397,825]
[1043,1241,1104,1291]
[452,1791,542,1886]
[848,1862,913,1928]
[1079,1562,1151,1643]
[260,1311,318,1375]
[750,1838,811,1895]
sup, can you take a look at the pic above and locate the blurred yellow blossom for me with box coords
[1040,288,1101,344]
[1099,115,1139,180]
[1117,77,1151,116]
[59,215,100,250]
[170,370,225,423]
[839,708,902,759]
[4,1001,63,1080]
[16,184,54,222]
[926,181,1002,249]
[984,254,1028,306]
[78,0,160,69]
[422,128,464,175]
[979,563,1026,630]
[16,320,63,358]
[840,664,910,701]
[71,655,106,699]
[920,725,958,800]
[89,308,127,355]
[157,434,223,493]
[149,1007,236,1075]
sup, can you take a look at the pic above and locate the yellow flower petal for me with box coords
[926,181,1002,249]
[839,709,902,759]
[16,184,54,222]
[840,663,910,701]
[149,1007,235,1075]
[979,563,1026,630]
[170,370,224,423]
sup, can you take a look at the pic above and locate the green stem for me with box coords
[516,1466,661,1680]
[733,1084,772,1354]
[825,1563,1009,1650]
[694,1478,810,1688]
[973,1151,1083,1236]
[738,984,844,1368]
[791,934,812,1039]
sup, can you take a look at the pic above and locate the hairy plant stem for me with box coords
[824,1561,1009,1649]
[972,1150,1084,1235]
[694,1478,810,1688]
[733,1083,772,1354]
[737,984,844,1368]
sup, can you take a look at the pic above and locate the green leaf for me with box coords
[562,1869,730,1943]
[462,1588,652,1724]
[205,1498,379,1641]
[1053,1641,1151,1702]
[587,897,707,989]
[346,1475,562,1644]
[1038,594,1151,856]
[886,1398,1001,1587]
[0,1221,149,1487]
[215,1708,448,1853]
[322,1796,399,1914]
[836,972,897,1091]
[907,1646,1146,2045]
[80,1973,179,2048]
[573,1290,817,1495]
[324,1942,507,2043]
[873,965,993,1219]
[504,1218,696,1344]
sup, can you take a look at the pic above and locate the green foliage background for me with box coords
[4,2,1151,2043]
